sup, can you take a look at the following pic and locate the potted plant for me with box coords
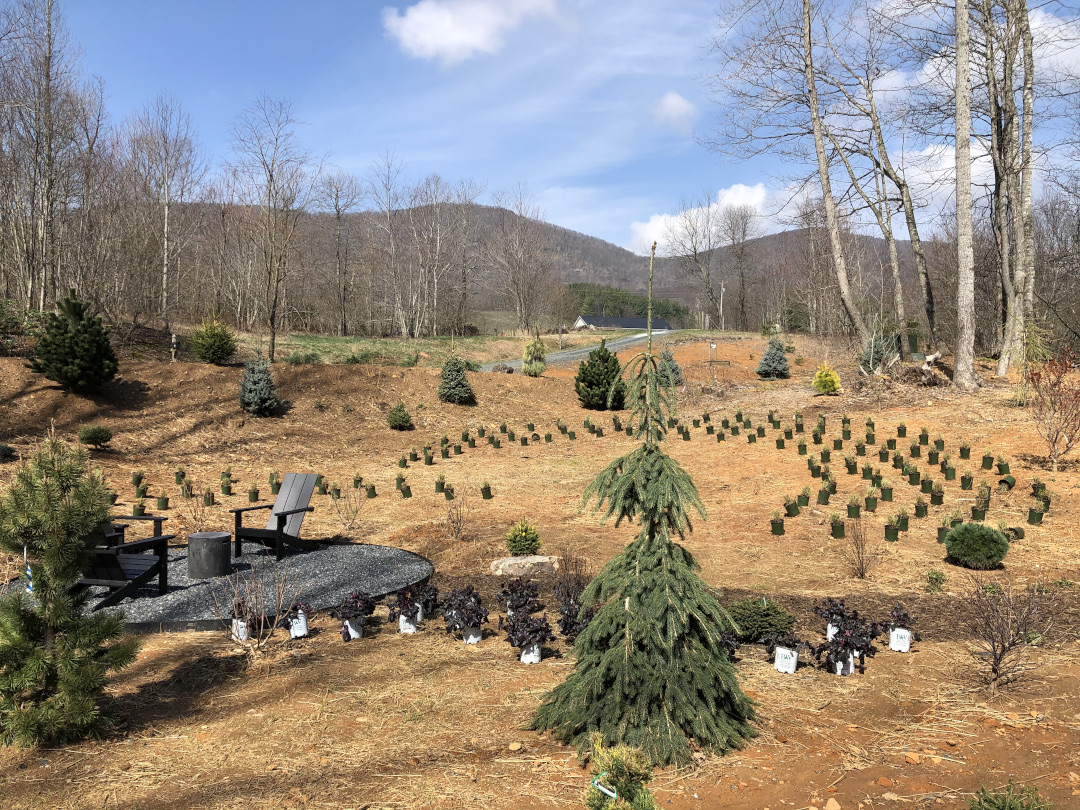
[765,633,807,674]
[795,437,806,455]
[909,441,921,459]
[865,429,876,445]
[229,598,251,643]
[797,486,811,507]
[879,478,893,502]
[861,462,873,480]
[920,476,934,495]
[353,473,363,489]
[896,422,907,438]
[132,496,146,517]
[202,487,215,507]
[981,449,994,470]
[995,455,1010,475]
[846,494,861,519]
[937,516,951,542]
[886,437,896,450]
[131,470,145,488]
[435,474,445,493]
[927,448,939,466]
[949,506,964,528]
[892,452,905,470]
[930,481,944,506]
[904,463,920,486]
[594,428,604,439]
[706,424,715,435]
[812,615,879,676]
[833,437,844,450]
[784,426,793,440]
[820,448,832,464]
[156,493,170,510]
[816,487,830,505]
[1027,503,1044,525]
[812,429,823,446]
[389,585,433,634]
[497,578,541,618]
[784,495,800,517]
[401,478,413,499]
[544,433,552,443]
[1030,477,1045,497]
[248,484,259,503]
[997,518,1024,542]
[280,599,312,639]
[823,470,837,494]
[504,612,555,664]
[896,507,910,532]
[444,483,455,501]
[481,481,493,500]
[942,454,956,480]
[918,427,929,446]
[721,416,731,429]
[316,479,328,495]
[855,440,866,457]
[135,482,148,499]
[959,440,971,460]
[469,436,477,448]
[914,495,928,518]
[174,467,185,485]
[829,512,845,538]
[715,430,725,442]
[885,603,917,652]
[330,591,376,640]
[746,431,756,444]
[809,454,820,477]
[770,510,785,536]
[443,585,489,644]
[812,597,849,640]
[960,469,974,490]
[692,417,700,428]
[756,424,765,437]
[843,454,856,475]
[775,435,786,449]
[731,423,740,436]
[884,514,901,542]
[441,446,451,459]
[864,485,880,512]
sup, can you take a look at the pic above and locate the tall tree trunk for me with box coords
[954,0,980,391]
[801,0,869,347]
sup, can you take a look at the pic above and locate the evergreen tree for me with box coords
[0,437,140,746]
[238,355,280,417]
[656,349,684,388]
[27,290,118,392]
[755,337,790,379]
[522,335,547,377]
[532,247,755,766]
[438,354,476,405]
[574,339,625,410]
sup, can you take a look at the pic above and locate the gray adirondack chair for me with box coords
[79,515,174,611]
[230,473,319,560]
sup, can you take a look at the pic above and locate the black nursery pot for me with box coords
[960,447,971,459]
[784,428,793,440]
[842,429,851,440]
[961,475,973,490]
[897,426,907,438]
[770,519,785,536]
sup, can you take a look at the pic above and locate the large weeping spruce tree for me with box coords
[531,243,756,766]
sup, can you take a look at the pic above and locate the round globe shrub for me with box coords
[505,519,541,556]
[812,362,841,395]
[726,597,796,643]
[189,319,237,365]
[77,425,113,449]
[945,522,1009,570]
[386,402,413,431]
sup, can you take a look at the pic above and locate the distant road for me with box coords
[480,330,681,372]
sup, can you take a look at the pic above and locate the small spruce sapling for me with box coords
[755,337,790,379]
[238,355,281,417]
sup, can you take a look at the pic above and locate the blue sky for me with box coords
[64,0,770,252]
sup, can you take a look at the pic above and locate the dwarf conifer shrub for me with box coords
[967,781,1054,810]
[726,597,796,643]
[574,339,625,410]
[239,356,280,417]
[438,354,476,405]
[657,349,684,388]
[27,290,118,392]
[505,519,541,556]
[77,425,112,449]
[189,318,237,365]
[386,402,413,430]
[0,445,14,462]
[812,362,841,394]
[945,522,1010,570]
[522,336,547,377]
[0,437,140,745]
[755,337,790,379]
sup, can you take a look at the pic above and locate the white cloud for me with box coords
[382,0,557,66]
[627,183,769,254]
[651,91,698,134]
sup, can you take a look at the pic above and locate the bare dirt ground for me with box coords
[0,334,1078,810]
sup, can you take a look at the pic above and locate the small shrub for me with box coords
[657,349,684,388]
[438,354,476,405]
[283,351,321,365]
[967,781,1053,810]
[812,362,841,394]
[522,336,547,377]
[399,351,420,368]
[859,331,899,374]
[77,425,112,449]
[189,318,237,365]
[505,519,541,556]
[926,570,947,592]
[342,350,373,365]
[574,339,625,410]
[945,523,1010,570]
[386,402,413,430]
[238,356,280,417]
[584,733,659,810]
[27,290,118,392]
[725,597,795,643]
[967,583,1054,692]
[0,444,14,462]
[755,337,790,379]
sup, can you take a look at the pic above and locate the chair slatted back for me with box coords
[264,473,318,537]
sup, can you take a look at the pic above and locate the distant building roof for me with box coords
[572,316,670,330]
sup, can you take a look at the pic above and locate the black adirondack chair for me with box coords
[230,473,319,561]
[79,515,174,611]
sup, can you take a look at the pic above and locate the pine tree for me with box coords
[27,290,118,392]
[574,339,626,410]
[238,355,280,417]
[532,245,755,766]
[522,335,547,377]
[0,437,140,746]
[755,337,790,379]
[438,354,476,405]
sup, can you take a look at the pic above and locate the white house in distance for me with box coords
[571,315,671,331]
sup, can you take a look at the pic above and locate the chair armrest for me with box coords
[273,506,315,517]
[118,515,169,523]
[230,504,274,515]
[104,534,175,554]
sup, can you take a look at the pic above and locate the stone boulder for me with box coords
[489,555,559,577]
